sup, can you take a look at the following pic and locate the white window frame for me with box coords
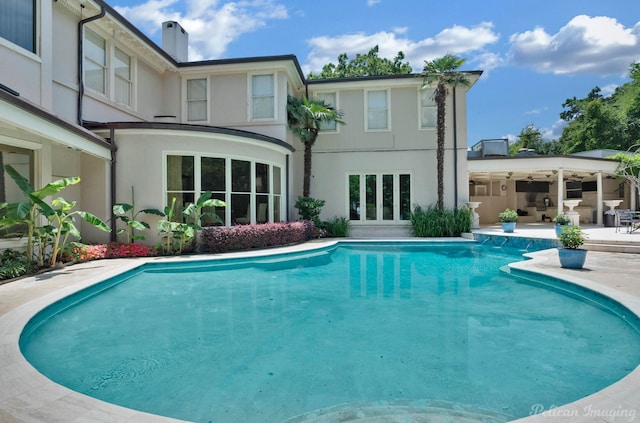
[162,152,285,226]
[346,171,413,223]
[365,89,390,131]
[315,91,339,133]
[83,28,137,109]
[249,72,277,121]
[183,77,210,123]
[419,87,437,129]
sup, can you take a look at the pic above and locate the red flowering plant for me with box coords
[63,242,158,262]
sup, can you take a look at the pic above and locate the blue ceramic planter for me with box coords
[558,248,587,269]
[555,224,567,237]
[501,222,516,233]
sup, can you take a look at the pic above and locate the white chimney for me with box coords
[162,21,188,62]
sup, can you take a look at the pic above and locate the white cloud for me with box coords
[367,0,382,6]
[600,84,618,97]
[545,119,568,140]
[524,107,546,116]
[304,22,500,74]
[508,15,640,76]
[114,0,288,60]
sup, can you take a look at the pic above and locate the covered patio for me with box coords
[467,149,633,226]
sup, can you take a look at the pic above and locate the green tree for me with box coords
[610,145,640,203]
[307,46,412,79]
[508,124,564,155]
[421,54,470,209]
[558,63,640,153]
[287,96,345,197]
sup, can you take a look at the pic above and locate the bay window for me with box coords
[165,154,283,226]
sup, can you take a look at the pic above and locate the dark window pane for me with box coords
[232,193,251,224]
[256,195,269,223]
[232,160,251,192]
[349,175,360,220]
[400,174,411,220]
[201,157,225,191]
[167,155,194,191]
[366,174,377,220]
[201,193,226,227]
[256,163,269,193]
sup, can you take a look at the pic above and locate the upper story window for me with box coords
[0,0,36,53]
[84,29,107,94]
[316,92,337,132]
[420,88,437,129]
[366,89,389,131]
[83,28,135,108]
[251,74,275,120]
[186,78,208,122]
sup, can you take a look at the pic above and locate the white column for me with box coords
[596,172,603,225]
[557,169,564,216]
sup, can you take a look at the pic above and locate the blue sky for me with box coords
[111,0,640,147]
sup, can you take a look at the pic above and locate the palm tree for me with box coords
[287,96,345,197]
[421,54,470,209]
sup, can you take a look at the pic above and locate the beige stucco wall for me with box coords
[111,128,292,244]
[302,78,475,222]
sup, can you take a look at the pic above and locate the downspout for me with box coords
[109,128,117,242]
[77,5,106,125]
[452,86,459,208]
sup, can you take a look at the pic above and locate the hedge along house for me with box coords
[0,0,480,246]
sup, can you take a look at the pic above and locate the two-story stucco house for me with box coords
[0,0,481,245]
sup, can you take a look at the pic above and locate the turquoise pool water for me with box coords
[20,242,640,423]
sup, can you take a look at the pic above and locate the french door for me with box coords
[348,173,411,222]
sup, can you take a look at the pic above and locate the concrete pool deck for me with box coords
[0,233,638,423]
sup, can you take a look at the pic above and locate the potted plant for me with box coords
[498,208,518,233]
[557,225,588,269]
[553,214,571,237]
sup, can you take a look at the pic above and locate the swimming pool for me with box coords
[20,242,640,423]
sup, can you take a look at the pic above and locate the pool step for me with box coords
[584,239,640,254]
[281,400,512,423]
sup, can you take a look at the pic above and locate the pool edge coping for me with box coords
[0,239,638,423]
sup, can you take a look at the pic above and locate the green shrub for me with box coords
[323,216,350,237]
[498,208,519,222]
[0,249,34,280]
[294,197,325,227]
[410,205,471,237]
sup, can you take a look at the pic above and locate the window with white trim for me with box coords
[165,154,283,226]
[420,88,437,129]
[83,29,135,107]
[348,172,411,222]
[186,78,208,122]
[366,90,389,130]
[0,0,36,53]
[316,92,337,131]
[251,74,275,120]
